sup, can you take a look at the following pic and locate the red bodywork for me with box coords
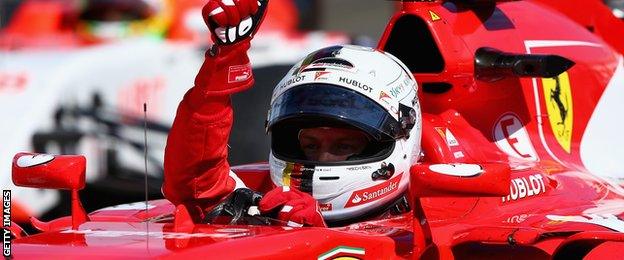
[7,0,624,259]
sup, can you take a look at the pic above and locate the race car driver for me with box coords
[163,0,422,227]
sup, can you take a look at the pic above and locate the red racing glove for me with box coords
[259,186,327,227]
[204,0,268,45]
[193,0,269,97]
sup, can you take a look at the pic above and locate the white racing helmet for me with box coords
[266,45,422,222]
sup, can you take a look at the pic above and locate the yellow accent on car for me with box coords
[542,72,573,153]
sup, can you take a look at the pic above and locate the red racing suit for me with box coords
[161,0,327,227]
[162,42,253,215]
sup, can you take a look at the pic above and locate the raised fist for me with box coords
[203,0,269,45]
[259,186,327,227]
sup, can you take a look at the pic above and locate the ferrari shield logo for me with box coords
[541,72,573,153]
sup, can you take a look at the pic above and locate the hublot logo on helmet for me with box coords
[279,75,306,89]
[339,77,373,93]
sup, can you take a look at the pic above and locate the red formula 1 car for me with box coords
[5,0,624,258]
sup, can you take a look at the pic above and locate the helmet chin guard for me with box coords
[267,45,422,222]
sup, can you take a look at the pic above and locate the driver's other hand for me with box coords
[202,0,268,45]
[259,186,327,227]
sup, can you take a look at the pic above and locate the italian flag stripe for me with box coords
[318,246,365,260]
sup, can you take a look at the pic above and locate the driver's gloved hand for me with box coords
[203,188,264,225]
[204,0,268,45]
[193,0,269,96]
[259,186,327,227]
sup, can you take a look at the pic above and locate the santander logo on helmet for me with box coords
[345,173,403,208]
[267,45,422,223]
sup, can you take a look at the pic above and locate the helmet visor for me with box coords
[268,83,401,142]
